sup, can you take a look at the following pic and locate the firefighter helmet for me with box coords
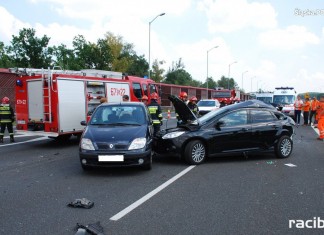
[190,96,198,102]
[150,92,158,100]
[142,95,148,101]
[2,97,9,104]
[179,92,188,99]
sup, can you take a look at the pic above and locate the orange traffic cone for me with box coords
[167,110,171,119]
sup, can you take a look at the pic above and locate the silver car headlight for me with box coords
[80,138,95,150]
[128,138,146,150]
[162,131,185,139]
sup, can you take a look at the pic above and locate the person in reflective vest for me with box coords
[302,97,310,126]
[0,97,15,143]
[147,92,162,136]
[188,96,199,116]
[309,96,318,126]
[317,95,324,141]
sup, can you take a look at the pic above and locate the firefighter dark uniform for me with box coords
[188,96,199,116]
[0,97,15,143]
[147,93,163,136]
[176,92,188,125]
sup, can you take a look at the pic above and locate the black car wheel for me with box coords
[275,135,293,158]
[184,140,206,165]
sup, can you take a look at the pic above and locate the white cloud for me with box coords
[258,25,320,50]
[0,7,30,43]
[198,0,277,33]
[293,69,324,92]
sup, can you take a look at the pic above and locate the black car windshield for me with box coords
[198,100,216,107]
[89,105,146,125]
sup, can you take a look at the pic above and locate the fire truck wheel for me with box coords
[184,140,206,165]
[55,134,72,142]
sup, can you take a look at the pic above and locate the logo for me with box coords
[289,217,324,229]
[109,144,113,149]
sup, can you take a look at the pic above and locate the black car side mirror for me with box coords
[215,121,224,130]
[80,121,87,126]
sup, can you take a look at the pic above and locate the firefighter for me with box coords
[179,91,188,103]
[176,92,188,125]
[188,96,199,116]
[0,97,15,143]
[317,95,324,141]
[141,95,148,106]
[147,92,163,136]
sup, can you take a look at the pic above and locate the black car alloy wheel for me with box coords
[275,135,293,158]
[184,140,206,165]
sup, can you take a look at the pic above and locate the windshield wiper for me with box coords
[111,122,142,126]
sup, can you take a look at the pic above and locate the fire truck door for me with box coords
[106,82,130,102]
[28,81,43,121]
[57,79,86,133]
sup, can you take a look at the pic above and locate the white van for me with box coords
[273,87,297,118]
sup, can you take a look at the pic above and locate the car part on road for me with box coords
[75,221,105,235]
[67,198,94,209]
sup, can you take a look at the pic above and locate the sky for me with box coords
[1,0,324,93]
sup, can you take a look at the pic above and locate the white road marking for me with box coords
[285,163,297,167]
[0,137,48,148]
[110,165,196,221]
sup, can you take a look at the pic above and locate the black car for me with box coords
[154,96,295,165]
[79,102,153,170]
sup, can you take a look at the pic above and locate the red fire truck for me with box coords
[13,68,159,139]
[211,88,240,105]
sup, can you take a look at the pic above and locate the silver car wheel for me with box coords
[280,138,292,157]
[192,143,206,163]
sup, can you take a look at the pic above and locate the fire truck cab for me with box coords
[14,68,159,139]
[211,88,240,105]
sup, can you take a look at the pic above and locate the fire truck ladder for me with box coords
[42,68,52,123]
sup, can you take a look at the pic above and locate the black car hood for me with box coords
[168,95,197,123]
[84,124,147,143]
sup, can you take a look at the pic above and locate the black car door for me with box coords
[207,109,252,153]
[250,109,280,148]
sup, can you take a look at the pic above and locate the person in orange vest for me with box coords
[302,97,310,126]
[309,96,318,126]
[293,95,303,126]
[317,95,324,141]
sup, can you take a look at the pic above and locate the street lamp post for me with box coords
[241,70,248,91]
[228,61,237,89]
[148,13,165,79]
[206,46,218,99]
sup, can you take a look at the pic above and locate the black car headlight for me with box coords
[162,131,185,139]
[128,138,146,150]
[80,138,95,150]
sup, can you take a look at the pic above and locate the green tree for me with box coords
[127,54,148,77]
[202,77,217,89]
[0,41,13,67]
[164,58,193,85]
[217,76,237,89]
[52,44,78,70]
[8,28,53,68]
[150,59,165,82]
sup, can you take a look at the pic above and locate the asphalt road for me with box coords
[0,121,323,235]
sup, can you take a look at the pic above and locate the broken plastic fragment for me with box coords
[75,221,105,235]
[67,198,94,209]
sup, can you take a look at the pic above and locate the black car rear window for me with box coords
[251,110,277,123]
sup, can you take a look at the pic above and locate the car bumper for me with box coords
[79,149,152,168]
[153,137,183,157]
